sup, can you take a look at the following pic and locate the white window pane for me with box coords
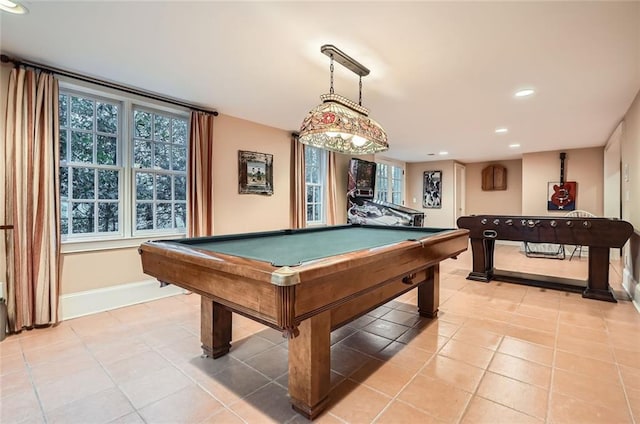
[72,167,95,199]
[98,202,119,232]
[136,172,154,200]
[60,167,69,198]
[136,203,153,230]
[156,203,173,229]
[172,119,188,144]
[98,170,118,199]
[154,143,170,170]
[70,97,94,131]
[134,139,152,168]
[175,176,186,200]
[306,204,314,221]
[72,202,94,233]
[96,135,117,165]
[96,102,118,134]
[59,130,68,161]
[134,110,152,139]
[154,114,171,142]
[60,201,69,235]
[71,131,93,163]
[59,94,68,127]
[171,145,187,171]
[174,203,186,228]
[156,175,172,200]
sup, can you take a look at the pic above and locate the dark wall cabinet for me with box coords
[482,164,507,191]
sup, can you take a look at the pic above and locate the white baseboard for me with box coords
[60,279,187,321]
[622,268,640,313]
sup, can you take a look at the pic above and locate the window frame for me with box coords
[130,105,189,237]
[374,158,405,205]
[59,89,124,240]
[375,162,389,203]
[304,145,328,226]
[58,80,190,253]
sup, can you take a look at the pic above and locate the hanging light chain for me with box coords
[330,51,365,106]
[329,54,335,95]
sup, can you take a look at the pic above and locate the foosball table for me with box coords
[456,215,634,302]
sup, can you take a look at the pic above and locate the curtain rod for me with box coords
[0,53,219,116]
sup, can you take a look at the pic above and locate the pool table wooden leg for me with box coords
[200,297,232,359]
[418,264,440,318]
[288,310,331,420]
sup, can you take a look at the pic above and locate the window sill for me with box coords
[61,234,186,254]
[306,222,327,228]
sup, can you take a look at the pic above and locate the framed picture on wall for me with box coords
[423,170,442,208]
[238,150,273,195]
[547,181,577,211]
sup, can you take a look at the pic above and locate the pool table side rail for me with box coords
[290,229,469,317]
[139,242,282,325]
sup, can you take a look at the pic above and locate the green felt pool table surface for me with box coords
[172,224,453,266]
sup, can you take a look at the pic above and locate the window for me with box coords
[375,162,404,205]
[59,93,121,236]
[59,85,189,246]
[305,145,327,225]
[132,108,188,232]
[374,163,389,202]
[391,165,403,204]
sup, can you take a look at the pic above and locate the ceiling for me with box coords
[1,1,639,163]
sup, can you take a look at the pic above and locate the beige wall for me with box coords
[621,90,640,230]
[334,153,352,225]
[406,160,456,228]
[522,147,604,216]
[61,249,149,293]
[405,148,604,226]
[212,115,291,234]
[465,160,522,216]
[620,89,640,299]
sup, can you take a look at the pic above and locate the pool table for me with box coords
[139,224,469,419]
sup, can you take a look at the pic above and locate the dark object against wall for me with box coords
[548,152,576,211]
[481,164,507,191]
[423,170,442,208]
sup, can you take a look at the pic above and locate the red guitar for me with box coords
[550,152,574,209]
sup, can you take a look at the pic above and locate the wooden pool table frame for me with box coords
[139,225,468,419]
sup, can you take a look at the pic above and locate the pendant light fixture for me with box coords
[298,45,388,154]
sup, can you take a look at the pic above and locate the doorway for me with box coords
[454,162,466,227]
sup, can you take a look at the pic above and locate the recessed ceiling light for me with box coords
[0,0,28,14]
[495,128,508,134]
[514,89,535,97]
[509,143,521,148]
[439,151,448,155]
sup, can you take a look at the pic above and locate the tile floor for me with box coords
[1,244,639,424]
